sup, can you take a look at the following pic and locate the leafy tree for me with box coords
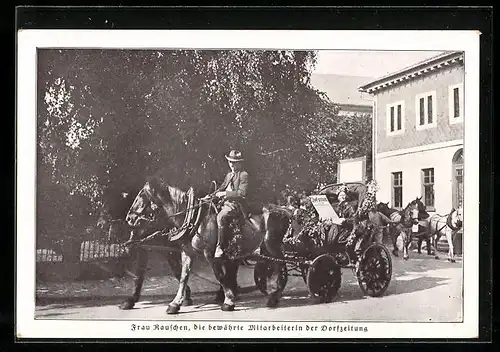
[36,49,372,249]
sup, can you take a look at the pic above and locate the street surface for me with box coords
[36,251,463,322]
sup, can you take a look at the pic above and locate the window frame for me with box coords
[391,171,403,210]
[421,167,436,211]
[386,100,405,136]
[449,83,464,125]
[415,90,438,131]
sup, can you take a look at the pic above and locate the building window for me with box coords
[421,168,435,210]
[386,101,405,136]
[392,172,403,209]
[449,83,464,124]
[415,91,437,130]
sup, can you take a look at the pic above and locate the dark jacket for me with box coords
[217,170,249,207]
[334,200,356,219]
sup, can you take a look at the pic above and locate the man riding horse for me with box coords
[209,149,249,259]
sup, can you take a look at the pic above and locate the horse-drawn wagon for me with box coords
[116,176,393,313]
[252,182,393,303]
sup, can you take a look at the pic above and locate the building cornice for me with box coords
[358,51,464,95]
[338,103,372,113]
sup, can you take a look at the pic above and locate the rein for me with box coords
[147,180,220,221]
[130,184,221,245]
[146,194,216,221]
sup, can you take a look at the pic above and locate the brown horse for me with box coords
[124,175,291,314]
[377,197,430,260]
[100,197,202,310]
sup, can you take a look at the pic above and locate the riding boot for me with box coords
[215,226,226,258]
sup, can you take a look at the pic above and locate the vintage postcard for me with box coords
[16,29,480,339]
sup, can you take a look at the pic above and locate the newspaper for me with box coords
[309,195,342,224]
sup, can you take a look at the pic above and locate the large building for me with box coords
[358,51,464,214]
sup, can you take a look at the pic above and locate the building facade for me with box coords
[359,52,464,214]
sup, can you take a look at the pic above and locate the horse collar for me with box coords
[446,212,460,231]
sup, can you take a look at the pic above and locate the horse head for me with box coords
[410,197,429,220]
[376,201,391,216]
[401,200,420,227]
[125,179,195,245]
[452,205,463,228]
[125,184,159,227]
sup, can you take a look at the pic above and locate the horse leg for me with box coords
[215,260,237,311]
[433,233,441,260]
[426,235,433,256]
[417,236,423,254]
[202,249,225,304]
[166,247,194,315]
[119,246,148,310]
[226,260,240,301]
[402,230,410,260]
[164,251,193,306]
[446,230,456,263]
[204,248,236,311]
[391,227,399,257]
[263,229,286,308]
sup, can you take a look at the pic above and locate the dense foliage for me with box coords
[37,49,372,246]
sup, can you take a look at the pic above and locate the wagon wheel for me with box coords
[356,243,392,297]
[253,260,288,296]
[306,254,341,303]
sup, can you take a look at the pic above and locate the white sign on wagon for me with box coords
[309,195,342,224]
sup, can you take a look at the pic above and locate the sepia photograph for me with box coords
[16,30,480,339]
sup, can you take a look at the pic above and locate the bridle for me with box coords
[127,189,163,227]
[127,182,220,228]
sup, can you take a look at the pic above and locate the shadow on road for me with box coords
[36,252,462,315]
[35,286,257,310]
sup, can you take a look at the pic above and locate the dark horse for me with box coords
[376,197,430,260]
[124,175,291,314]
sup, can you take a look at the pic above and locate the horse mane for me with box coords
[146,171,210,202]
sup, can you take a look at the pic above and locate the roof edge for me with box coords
[358,51,464,94]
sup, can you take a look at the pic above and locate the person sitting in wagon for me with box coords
[347,179,395,247]
[326,184,357,245]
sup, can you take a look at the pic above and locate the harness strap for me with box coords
[433,215,448,235]
[169,187,196,242]
[446,211,460,231]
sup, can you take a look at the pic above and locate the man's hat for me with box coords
[225,150,244,162]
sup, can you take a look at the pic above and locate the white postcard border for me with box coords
[16,29,480,339]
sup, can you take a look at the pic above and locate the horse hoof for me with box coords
[435,256,440,260]
[392,251,399,257]
[403,256,409,261]
[166,304,181,315]
[182,298,194,307]
[119,299,135,310]
[266,296,279,308]
[221,303,235,312]
[449,259,456,263]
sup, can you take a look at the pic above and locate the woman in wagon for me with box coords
[211,149,249,259]
[326,184,357,245]
[349,179,395,246]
